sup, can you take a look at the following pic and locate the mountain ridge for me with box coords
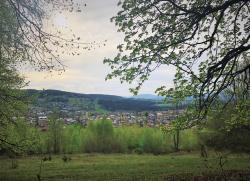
[131,94,164,100]
[25,89,173,112]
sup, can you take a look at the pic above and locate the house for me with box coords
[38,116,48,131]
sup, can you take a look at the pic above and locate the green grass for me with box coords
[1,153,250,180]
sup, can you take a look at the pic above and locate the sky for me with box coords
[23,0,175,97]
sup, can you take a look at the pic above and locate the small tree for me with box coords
[48,114,64,154]
[85,119,114,153]
[161,109,193,151]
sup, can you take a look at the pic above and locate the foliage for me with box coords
[0,1,28,148]
[104,0,250,115]
[160,108,197,151]
[3,114,250,155]
[0,119,202,155]
[84,120,115,153]
[47,118,65,154]
[0,75,27,149]
[198,99,250,152]
[0,0,87,150]
[0,119,42,154]
[62,124,85,154]
[224,99,250,131]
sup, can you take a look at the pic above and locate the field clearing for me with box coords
[1,153,250,181]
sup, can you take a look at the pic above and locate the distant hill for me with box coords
[25,89,173,112]
[131,94,164,101]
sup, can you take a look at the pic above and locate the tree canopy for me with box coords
[0,0,86,149]
[104,0,250,115]
[1,0,88,72]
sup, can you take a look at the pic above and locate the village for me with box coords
[27,108,185,131]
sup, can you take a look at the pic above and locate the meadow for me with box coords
[1,153,250,181]
[2,119,250,180]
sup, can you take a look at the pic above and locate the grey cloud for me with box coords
[24,0,175,96]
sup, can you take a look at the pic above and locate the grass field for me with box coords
[1,153,250,181]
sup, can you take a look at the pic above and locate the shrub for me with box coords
[198,100,250,153]
[142,128,166,154]
[180,129,199,152]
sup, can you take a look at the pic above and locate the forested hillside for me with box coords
[25,89,175,112]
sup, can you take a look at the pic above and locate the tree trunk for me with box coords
[173,129,180,152]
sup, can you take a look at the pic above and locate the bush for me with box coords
[199,127,250,152]
[198,100,250,153]
[142,128,166,154]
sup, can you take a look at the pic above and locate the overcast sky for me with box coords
[23,0,175,97]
